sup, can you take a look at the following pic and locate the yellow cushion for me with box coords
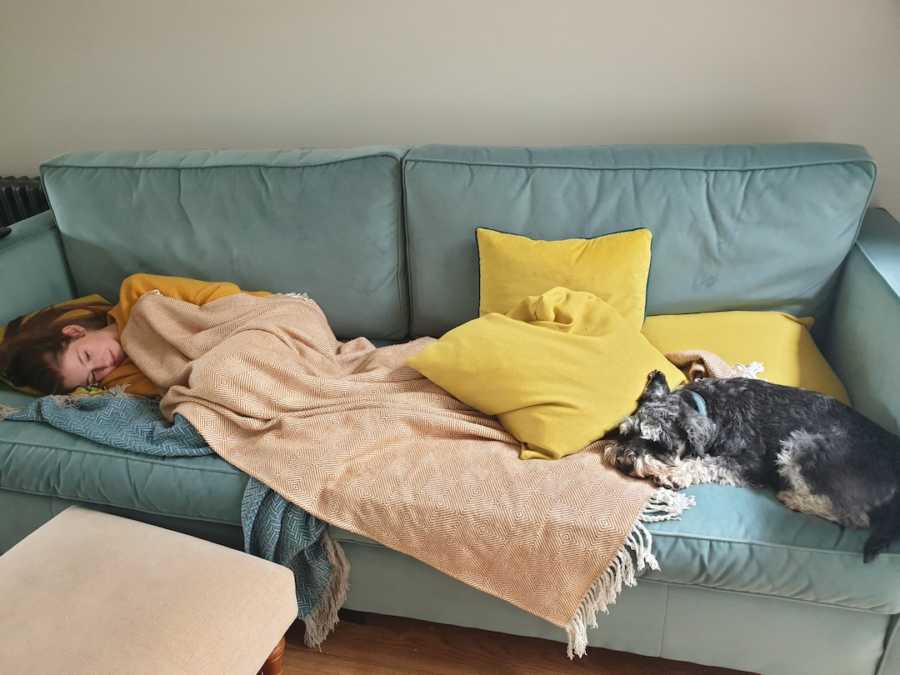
[641,311,850,404]
[408,287,685,460]
[477,228,652,329]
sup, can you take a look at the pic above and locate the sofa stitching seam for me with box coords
[40,153,405,172]
[397,150,412,338]
[854,237,900,302]
[0,485,240,527]
[875,615,900,675]
[651,529,900,558]
[403,156,877,175]
[648,577,893,615]
[0,439,242,476]
[658,583,670,657]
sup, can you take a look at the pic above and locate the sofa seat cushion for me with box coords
[334,483,900,615]
[0,389,247,526]
[649,485,900,613]
[4,387,899,615]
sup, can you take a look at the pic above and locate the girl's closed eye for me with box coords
[82,351,93,383]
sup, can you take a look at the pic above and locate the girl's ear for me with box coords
[61,324,87,339]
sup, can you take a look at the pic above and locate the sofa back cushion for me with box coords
[403,144,876,337]
[41,149,408,339]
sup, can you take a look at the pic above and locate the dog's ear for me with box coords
[681,413,716,457]
[639,370,670,402]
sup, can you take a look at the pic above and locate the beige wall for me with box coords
[2,0,899,213]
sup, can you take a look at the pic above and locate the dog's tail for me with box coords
[864,492,900,563]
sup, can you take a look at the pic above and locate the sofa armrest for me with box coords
[827,208,900,434]
[0,211,75,325]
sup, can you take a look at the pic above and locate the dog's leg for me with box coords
[864,496,900,563]
[777,429,900,563]
[775,432,842,524]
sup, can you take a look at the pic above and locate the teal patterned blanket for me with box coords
[1,393,346,646]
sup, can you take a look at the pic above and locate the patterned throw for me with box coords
[0,393,346,647]
[117,292,692,657]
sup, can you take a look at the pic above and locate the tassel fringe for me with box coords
[0,404,20,420]
[1,386,143,423]
[274,291,313,302]
[302,532,351,649]
[564,488,695,659]
[735,361,765,379]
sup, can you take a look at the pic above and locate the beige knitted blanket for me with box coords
[121,293,692,657]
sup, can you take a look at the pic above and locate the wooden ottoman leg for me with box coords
[261,637,286,675]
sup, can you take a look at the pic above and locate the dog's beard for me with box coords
[604,443,744,489]
[603,443,677,482]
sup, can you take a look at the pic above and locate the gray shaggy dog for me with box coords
[607,370,900,562]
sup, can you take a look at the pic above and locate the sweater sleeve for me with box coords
[108,273,268,329]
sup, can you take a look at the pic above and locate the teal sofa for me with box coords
[2,144,899,675]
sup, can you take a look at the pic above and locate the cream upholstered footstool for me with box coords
[0,507,298,675]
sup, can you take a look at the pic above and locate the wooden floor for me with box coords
[282,611,751,675]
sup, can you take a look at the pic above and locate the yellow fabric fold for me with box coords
[408,287,685,460]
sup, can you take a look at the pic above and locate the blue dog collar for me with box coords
[687,390,708,417]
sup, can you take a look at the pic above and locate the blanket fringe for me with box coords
[0,404,20,420]
[274,291,313,303]
[1,385,137,421]
[735,361,765,379]
[302,531,350,649]
[564,488,695,659]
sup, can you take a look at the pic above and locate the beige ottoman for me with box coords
[0,507,298,674]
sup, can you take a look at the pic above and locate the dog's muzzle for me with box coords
[605,444,639,476]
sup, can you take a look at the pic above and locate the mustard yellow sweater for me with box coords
[101,274,268,397]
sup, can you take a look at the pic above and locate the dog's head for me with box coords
[606,370,716,480]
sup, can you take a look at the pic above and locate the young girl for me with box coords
[0,274,266,396]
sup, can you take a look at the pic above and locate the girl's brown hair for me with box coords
[0,301,110,394]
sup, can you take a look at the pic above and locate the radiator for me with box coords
[0,176,49,236]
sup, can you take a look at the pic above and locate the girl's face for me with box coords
[56,324,126,390]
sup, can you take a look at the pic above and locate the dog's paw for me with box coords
[654,467,695,490]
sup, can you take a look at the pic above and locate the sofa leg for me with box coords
[261,636,286,675]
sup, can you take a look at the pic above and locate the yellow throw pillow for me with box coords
[408,287,685,460]
[641,311,850,404]
[477,227,652,329]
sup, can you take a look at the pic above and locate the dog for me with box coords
[605,370,900,562]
